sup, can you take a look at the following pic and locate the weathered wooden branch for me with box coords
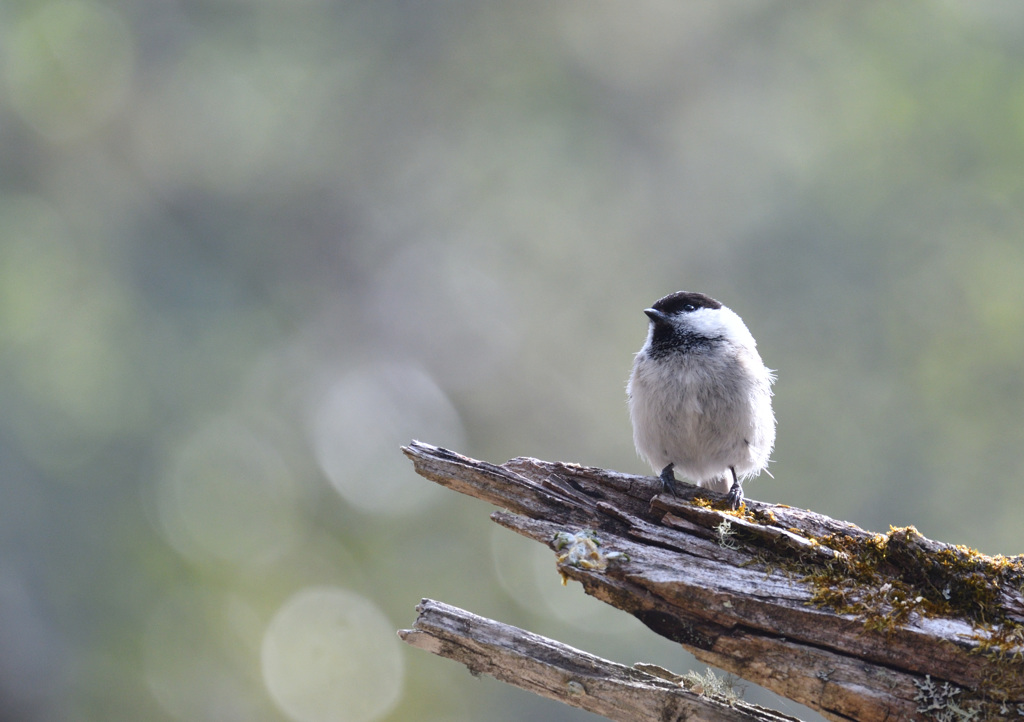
[400,441,1024,722]
[400,598,803,722]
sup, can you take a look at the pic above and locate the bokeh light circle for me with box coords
[157,417,301,566]
[309,361,463,515]
[261,587,403,722]
[490,525,636,634]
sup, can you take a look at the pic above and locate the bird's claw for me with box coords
[659,464,677,495]
[725,478,744,510]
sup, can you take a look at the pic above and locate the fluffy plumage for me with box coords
[627,291,775,508]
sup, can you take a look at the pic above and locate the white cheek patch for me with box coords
[685,307,757,348]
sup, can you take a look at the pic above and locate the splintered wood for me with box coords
[400,441,1024,722]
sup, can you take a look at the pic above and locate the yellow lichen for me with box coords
[793,525,1024,709]
[671,497,1024,712]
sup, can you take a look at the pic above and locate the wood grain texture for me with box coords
[402,441,1024,722]
[400,599,802,722]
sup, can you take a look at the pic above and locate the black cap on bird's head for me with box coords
[644,291,722,325]
[641,291,746,357]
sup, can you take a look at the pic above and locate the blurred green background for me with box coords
[3,1,1024,720]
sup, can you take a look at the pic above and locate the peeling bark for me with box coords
[400,441,1024,722]
[400,599,802,722]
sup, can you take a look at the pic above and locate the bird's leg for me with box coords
[724,466,743,510]
[659,463,677,495]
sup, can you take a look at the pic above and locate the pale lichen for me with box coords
[913,675,980,722]
[552,530,629,584]
[682,667,741,705]
[714,519,740,550]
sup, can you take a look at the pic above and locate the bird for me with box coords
[627,291,775,509]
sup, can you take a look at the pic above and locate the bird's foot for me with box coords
[725,471,743,510]
[659,464,677,495]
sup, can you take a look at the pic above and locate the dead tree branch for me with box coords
[400,441,1024,722]
[400,598,803,722]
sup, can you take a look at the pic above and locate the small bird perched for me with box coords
[627,291,776,509]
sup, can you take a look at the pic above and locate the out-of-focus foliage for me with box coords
[2,2,1024,721]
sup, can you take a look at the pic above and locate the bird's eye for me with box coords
[683,303,697,312]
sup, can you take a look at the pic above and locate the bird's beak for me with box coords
[644,308,668,324]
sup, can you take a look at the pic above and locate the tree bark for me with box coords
[400,598,803,722]
[400,441,1024,722]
